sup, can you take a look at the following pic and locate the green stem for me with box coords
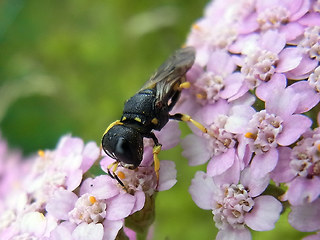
[136,229,148,240]
[115,228,129,240]
[125,194,156,240]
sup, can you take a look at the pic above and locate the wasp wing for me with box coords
[139,47,195,103]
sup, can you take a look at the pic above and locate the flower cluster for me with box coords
[180,0,320,239]
[0,127,178,239]
[1,0,320,239]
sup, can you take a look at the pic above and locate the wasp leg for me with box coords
[107,161,125,187]
[173,77,191,91]
[170,113,208,133]
[153,144,161,181]
[169,81,190,111]
[168,90,181,111]
[178,81,191,89]
[145,132,162,183]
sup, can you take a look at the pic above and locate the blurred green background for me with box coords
[0,0,310,239]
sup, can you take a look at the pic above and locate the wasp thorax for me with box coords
[102,124,144,168]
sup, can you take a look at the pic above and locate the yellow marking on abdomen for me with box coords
[134,117,142,123]
[151,118,159,125]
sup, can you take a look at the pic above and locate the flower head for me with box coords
[271,128,320,206]
[0,135,101,239]
[183,0,320,238]
[189,171,282,240]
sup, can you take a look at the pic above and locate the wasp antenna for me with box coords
[106,161,125,187]
[107,165,116,179]
[103,120,123,136]
[114,173,125,187]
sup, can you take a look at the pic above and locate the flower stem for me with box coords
[125,194,156,239]
[116,228,129,240]
[136,230,148,240]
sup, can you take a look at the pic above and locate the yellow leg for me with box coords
[179,82,191,89]
[171,113,207,133]
[174,81,191,91]
[153,145,162,181]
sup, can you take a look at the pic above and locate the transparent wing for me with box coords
[139,47,195,102]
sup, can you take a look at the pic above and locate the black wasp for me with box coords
[102,47,207,186]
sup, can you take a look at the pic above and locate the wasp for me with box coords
[102,47,207,186]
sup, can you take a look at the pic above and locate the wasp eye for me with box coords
[115,137,131,160]
[114,136,143,169]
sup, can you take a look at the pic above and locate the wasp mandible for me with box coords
[102,47,207,186]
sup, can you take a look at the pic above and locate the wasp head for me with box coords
[102,124,144,169]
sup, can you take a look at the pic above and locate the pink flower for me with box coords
[245,80,312,177]
[271,128,320,205]
[182,50,246,108]
[2,0,320,238]
[189,171,282,240]
[181,97,255,179]
[145,120,181,151]
[231,30,308,89]
[183,0,320,238]
[0,135,100,239]
[45,174,143,240]
[186,0,257,65]
[288,198,320,233]
[239,0,310,40]
[309,62,320,85]
[0,134,28,208]
[100,147,177,194]
[303,232,320,240]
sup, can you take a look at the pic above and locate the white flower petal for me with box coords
[72,222,103,240]
[46,189,78,220]
[216,226,251,240]
[245,195,282,231]
[181,134,211,166]
[157,160,177,191]
[105,193,135,220]
[20,211,47,236]
[189,171,219,210]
